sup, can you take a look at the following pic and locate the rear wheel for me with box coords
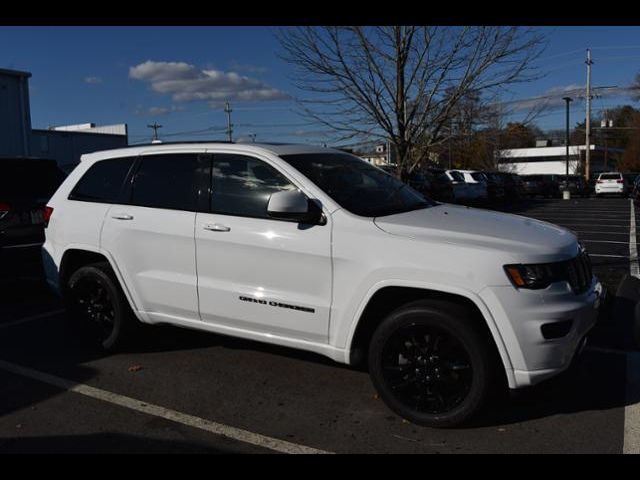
[65,262,135,351]
[368,300,498,427]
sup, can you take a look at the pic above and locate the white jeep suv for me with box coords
[595,172,626,197]
[42,143,604,427]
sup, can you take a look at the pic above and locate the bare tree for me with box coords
[277,26,546,175]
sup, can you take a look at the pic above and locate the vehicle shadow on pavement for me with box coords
[0,433,263,454]
[469,348,632,428]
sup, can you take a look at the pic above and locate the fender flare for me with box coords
[344,279,516,388]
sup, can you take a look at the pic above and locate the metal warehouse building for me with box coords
[498,144,623,176]
[0,67,128,173]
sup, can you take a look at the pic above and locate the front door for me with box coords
[195,152,332,343]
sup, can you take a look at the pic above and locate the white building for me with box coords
[498,144,622,176]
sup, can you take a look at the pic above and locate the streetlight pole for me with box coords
[585,48,593,181]
[563,97,573,176]
[563,97,573,199]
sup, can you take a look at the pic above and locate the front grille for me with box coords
[564,252,592,294]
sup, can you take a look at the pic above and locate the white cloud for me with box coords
[84,76,102,84]
[129,60,288,105]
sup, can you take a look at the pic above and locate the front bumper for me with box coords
[480,276,603,388]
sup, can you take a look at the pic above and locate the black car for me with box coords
[1,158,66,278]
[558,174,590,197]
[473,171,504,200]
[520,175,545,198]
[425,168,455,202]
[485,172,523,200]
[623,173,639,193]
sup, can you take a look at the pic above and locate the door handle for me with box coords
[111,214,134,220]
[203,223,231,232]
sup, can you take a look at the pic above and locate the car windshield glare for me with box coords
[280,153,435,217]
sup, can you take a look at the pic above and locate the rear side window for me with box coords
[129,154,202,211]
[211,154,296,219]
[69,157,134,203]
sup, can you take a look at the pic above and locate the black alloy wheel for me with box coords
[380,324,473,415]
[368,300,498,427]
[66,262,134,351]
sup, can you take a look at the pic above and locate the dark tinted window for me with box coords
[211,154,296,218]
[280,153,433,217]
[130,154,201,211]
[69,157,134,203]
[600,173,622,180]
[448,171,465,182]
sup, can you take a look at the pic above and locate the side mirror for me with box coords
[267,190,324,224]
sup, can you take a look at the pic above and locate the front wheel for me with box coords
[368,300,498,427]
[65,262,135,352]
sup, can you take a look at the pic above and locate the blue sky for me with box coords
[1,26,640,146]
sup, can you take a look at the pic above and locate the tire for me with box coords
[368,299,498,428]
[65,261,136,352]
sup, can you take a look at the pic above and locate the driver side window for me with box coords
[210,154,296,219]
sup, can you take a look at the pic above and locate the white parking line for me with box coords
[624,352,640,454]
[581,240,632,245]
[0,309,66,329]
[630,199,639,279]
[0,359,331,454]
[573,231,631,236]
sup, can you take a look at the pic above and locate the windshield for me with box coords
[471,172,487,182]
[280,153,435,217]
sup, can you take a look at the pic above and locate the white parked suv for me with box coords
[595,172,626,197]
[42,143,604,427]
[449,169,489,201]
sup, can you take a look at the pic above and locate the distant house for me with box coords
[359,143,396,165]
[498,144,623,176]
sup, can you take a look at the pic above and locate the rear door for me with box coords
[100,151,206,322]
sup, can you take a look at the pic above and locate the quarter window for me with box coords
[69,157,134,204]
[210,154,295,218]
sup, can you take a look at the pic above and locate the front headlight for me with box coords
[504,263,556,289]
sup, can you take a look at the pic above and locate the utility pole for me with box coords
[147,122,162,142]
[563,97,573,178]
[585,48,593,180]
[224,101,233,142]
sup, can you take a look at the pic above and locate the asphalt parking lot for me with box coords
[1,196,639,454]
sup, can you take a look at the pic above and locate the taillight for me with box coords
[597,180,604,183]
[43,206,54,228]
[0,202,11,220]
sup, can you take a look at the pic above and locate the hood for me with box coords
[374,204,578,262]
